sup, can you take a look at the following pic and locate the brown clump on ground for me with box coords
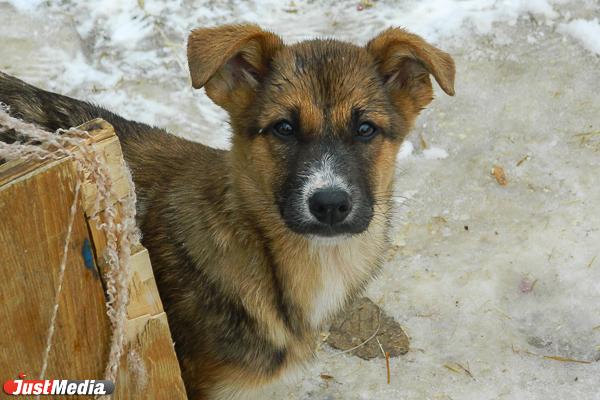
[327,297,409,360]
[491,165,508,186]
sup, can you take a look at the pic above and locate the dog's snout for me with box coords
[308,190,352,225]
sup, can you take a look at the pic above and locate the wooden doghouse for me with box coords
[0,119,187,398]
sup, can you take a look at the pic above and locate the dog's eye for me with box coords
[272,121,294,139]
[355,122,377,141]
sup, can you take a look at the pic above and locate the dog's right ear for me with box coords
[187,24,284,113]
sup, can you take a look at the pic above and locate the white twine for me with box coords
[0,106,140,398]
[39,180,81,382]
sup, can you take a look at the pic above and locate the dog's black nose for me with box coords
[309,190,352,225]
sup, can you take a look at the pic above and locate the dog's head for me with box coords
[187,25,454,238]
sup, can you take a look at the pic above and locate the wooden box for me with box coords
[0,119,187,399]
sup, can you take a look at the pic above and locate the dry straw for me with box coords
[0,106,140,399]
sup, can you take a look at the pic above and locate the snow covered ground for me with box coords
[1,0,599,399]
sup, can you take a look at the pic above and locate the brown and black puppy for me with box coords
[0,24,454,399]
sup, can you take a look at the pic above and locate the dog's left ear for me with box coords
[187,24,284,113]
[367,28,455,115]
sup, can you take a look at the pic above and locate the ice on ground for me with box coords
[1,1,599,399]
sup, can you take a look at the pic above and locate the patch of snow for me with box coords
[397,140,414,159]
[422,147,449,160]
[558,18,600,55]
[6,0,43,11]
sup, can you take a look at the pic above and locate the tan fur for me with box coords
[180,25,453,398]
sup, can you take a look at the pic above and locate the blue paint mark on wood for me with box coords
[81,238,99,278]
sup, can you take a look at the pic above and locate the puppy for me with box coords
[0,24,454,399]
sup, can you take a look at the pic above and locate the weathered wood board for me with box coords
[0,159,111,384]
[0,119,187,399]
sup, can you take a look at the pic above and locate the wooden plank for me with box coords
[78,120,130,255]
[79,120,186,399]
[127,247,165,320]
[115,314,188,400]
[79,134,130,216]
[0,159,110,382]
